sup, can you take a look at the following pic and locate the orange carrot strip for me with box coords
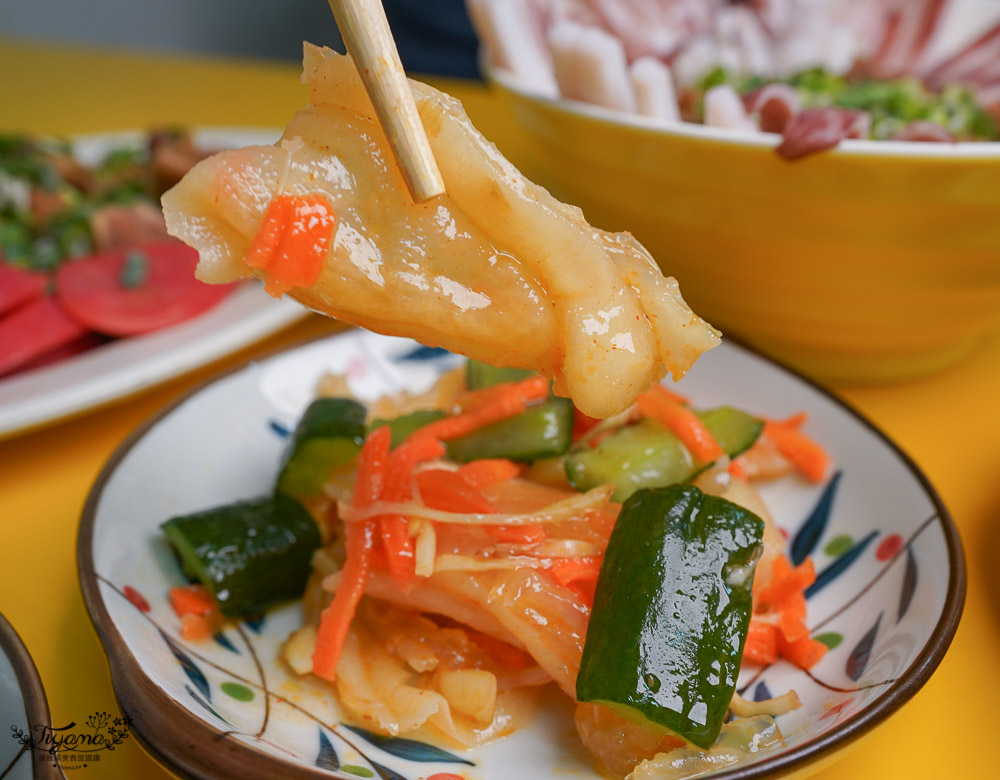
[378,437,447,587]
[414,468,546,543]
[456,375,549,412]
[777,633,828,670]
[169,584,215,618]
[637,387,725,462]
[484,524,548,544]
[572,409,602,441]
[643,384,690,405]
[244,197,291,270]
[417,376,549,442]
[456,459,523,489]
[763,416,829,483]
[416,469,497,514]
[757,557,816,608]
[728,457,748,479]
[244,193,336,298]
[567,578,598,607]
[779,612,811,644]
[180,613,219,642]
[311,427,390,681]
[743,620,778,665]
[352,425,392,508]
[548,556,602,587]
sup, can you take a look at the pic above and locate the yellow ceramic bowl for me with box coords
[487,66,1000,384]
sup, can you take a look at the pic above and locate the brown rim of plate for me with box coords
[0,613,67,780]
[76,330,966,780]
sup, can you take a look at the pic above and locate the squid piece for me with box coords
[161,45,719,419]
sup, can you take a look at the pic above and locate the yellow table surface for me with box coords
[1,38,998,779]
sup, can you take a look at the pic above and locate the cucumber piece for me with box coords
[696,406,763,459]
[370,409,446,448]
[276,398,366,498]
[566,419,696,501]
[566,407,763,501]
[465,359,535,390]
[161,494,322,618]
[446,397,574,463]
[577,484,764,749]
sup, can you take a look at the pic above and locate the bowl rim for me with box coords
[486,63,1000,160]
[77,330,967,780]
[0,613,66,780]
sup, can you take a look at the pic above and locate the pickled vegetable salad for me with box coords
[160,360,832,778]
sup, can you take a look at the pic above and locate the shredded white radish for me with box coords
[338,485,614,527]
[414,520,438,578]
[729,690,802,718]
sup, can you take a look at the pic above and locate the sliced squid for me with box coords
[162,45,719,419]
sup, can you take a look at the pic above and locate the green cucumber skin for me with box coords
[161,494,321,618]
[576,485,764,749]
[566,419,695,500]
[446,397,574,463]
[465,360,535,390]
[371,409,447,448]
[277,398,367,497]
[566,407,762,501]
[696,407,764,459]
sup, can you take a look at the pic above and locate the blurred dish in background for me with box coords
[0,128,238,378]
[469,0,1000,157]
[0,129,307,440]
[476,2,1000,385]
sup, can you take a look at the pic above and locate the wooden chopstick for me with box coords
[327,0,446,202]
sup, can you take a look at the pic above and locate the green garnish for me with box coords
[119,249,150,289]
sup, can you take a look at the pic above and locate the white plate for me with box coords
[0,129,307,440]
[79,332,965,780]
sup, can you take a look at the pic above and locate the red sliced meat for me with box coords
[891,121,956,143]
[0,295,89,377]
[776,108,871,161]
[0,264,47,317]
[747,83,800,134]
[55,239,234,337]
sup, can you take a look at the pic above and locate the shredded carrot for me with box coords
[312,426,390,681]
[548,556,602,587]
[180,613,220,642]
[456,458,522,489]
[572,409,602,441]
[751,554,826,669]
[567,578,598,607]
[636,386,725,463]
[756,557,816,608]
[378,437,447,587]
[777,633,828,670]
[728,457,749,479]
[416,376,549,442]
[416,469,497,514]
[763,415,829,482]
[415,467,546,543]
[244,193,336,297]
[465,629,533,671]
[483,524,548,544]
[743,620,778,665]
[169,584,215,618]
[456,375,549,411]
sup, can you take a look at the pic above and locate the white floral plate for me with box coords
[0,129,306,441]
[78,330,965,780]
